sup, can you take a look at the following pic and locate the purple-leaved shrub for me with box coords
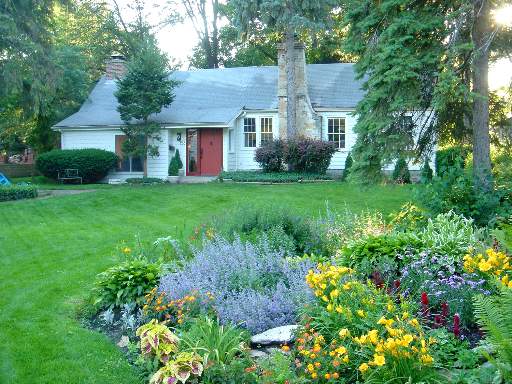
[159,236,314,334]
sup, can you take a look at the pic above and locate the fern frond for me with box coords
[474,287,512,367]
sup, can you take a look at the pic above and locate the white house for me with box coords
[53,44,427,180]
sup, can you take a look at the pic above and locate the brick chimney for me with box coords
[277,43,320,139]
[105,54,126,79]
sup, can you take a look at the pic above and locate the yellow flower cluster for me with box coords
[353,315,434,375]
[464,248,512,288]
[300,264,434,381]
[306,264,354,295]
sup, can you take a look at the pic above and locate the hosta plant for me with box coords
[94,259,161,308]
[419,211,480,262]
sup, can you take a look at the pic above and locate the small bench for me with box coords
[58,169,82,184]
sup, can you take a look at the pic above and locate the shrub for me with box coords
[36,148,118,183]
[158,236,314,334]
[211,204,326,256]
[392,157,411,184]
[94,259,161,308]
[0,185,38,201]
[298,264,437,383]
[168,149,183,176]
[341,152,353,181]
[493,152,512,183]
[340,233,424,275]
[435,146,468,176]
[420,159,433,183]
[254,139,285,173]
[284,137,336,174]
[419,165,511,226]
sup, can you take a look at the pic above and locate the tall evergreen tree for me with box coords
[115,40,177,177]
[341,0,512,192]
[230,0,338,138]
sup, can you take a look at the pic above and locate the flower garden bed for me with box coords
[87,204,512,383]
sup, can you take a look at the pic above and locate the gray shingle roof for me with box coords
[54,63,364,128]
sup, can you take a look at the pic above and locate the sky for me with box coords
[108,1,512,91]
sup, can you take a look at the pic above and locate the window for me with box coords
[327,118,346,149]
[260,117,273,145]
[243,117,256,147]
[115,135,143,172]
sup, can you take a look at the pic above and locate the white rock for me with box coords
[251,325,299,346]
[249,350,268,358]
[117,335,130,348]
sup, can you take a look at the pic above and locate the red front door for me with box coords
[186,128,223,176]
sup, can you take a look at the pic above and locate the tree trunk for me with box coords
[471,0,492,192]
[285,28,297,139]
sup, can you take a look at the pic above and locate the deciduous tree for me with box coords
[115,41,177,177]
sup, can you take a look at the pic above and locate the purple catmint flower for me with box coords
[159,236,314,334]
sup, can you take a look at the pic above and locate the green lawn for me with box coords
[0,182,416,383]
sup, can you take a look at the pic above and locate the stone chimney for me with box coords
[277,43,320,139]
[105,54,127,79]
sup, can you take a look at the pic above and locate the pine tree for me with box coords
[115,40,177,177]
[168,149,183,176]
[340,0,512,192]
[392,157,411,184]
[341,152,353,181]
[420,159,433,184]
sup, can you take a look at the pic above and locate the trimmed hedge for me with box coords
[125,177,165,184]
[36,149,119,183]
[220,171,334,183]
[0,185,38,202]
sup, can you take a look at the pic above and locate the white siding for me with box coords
[227,129,237,171]
[61,129,118,152]
[146,129,169,179]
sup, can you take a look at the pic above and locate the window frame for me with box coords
[327,117,346,150]
[243,117,257,148]
[260,117,273,145]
